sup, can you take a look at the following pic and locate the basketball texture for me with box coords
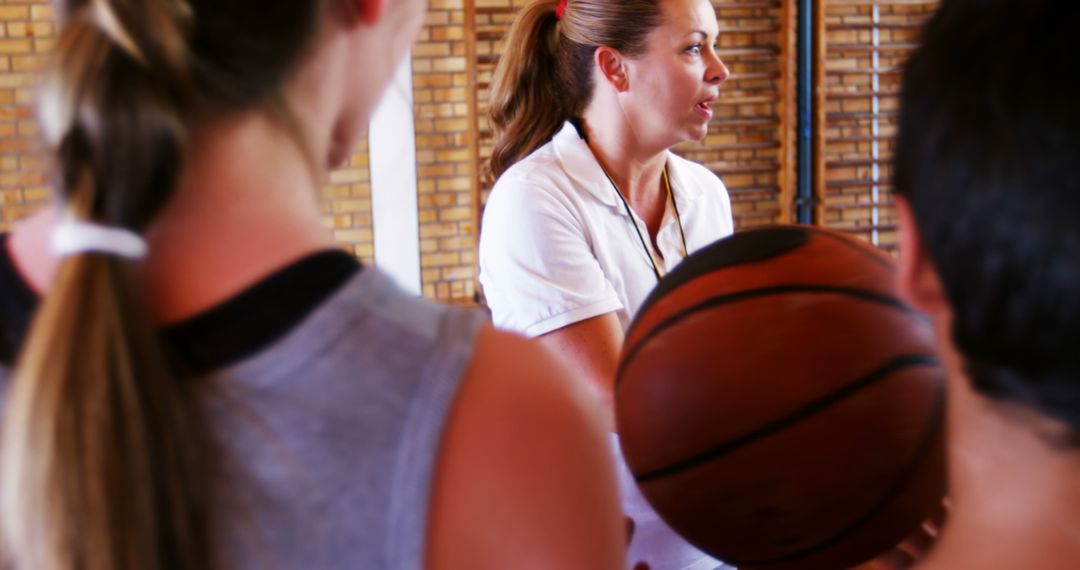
[615,226,946,570]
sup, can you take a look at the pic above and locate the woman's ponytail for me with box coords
[486,0,665,181]
[487,0,571,181]
[0,1,211,568]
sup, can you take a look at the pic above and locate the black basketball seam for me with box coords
[631,226,811,320]
[632,354,941,482]
[718,370,946,567]
[815,229,898,273]
[617,284,926,390]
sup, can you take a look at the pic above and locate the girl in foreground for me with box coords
[0,0,624,568]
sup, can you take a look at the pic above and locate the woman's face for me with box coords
[622,0,729,149]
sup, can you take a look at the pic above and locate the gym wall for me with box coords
[0,0,937,305]
[0,0,378,267]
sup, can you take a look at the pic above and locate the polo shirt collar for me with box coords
[551,120,705,209]
[664,153,705,205]
[552,121,620,207]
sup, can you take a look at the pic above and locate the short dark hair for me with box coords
[894,0,1080,443]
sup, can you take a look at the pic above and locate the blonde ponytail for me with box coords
[0,1,209,568]
[1,0,332,565]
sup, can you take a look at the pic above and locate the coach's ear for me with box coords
[596,46,630,92]
[897,197,948,315]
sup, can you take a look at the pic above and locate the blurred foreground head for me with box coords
[1,1,423,569]
[894,0,1080,446]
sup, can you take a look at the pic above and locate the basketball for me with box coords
[615,225,946,570]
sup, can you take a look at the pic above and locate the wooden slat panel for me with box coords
[819,0,939,252]
[677,0,792,230]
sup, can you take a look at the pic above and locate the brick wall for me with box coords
[0,1,940,301]
[821,0,939,251]
[0,1,375,265]
[0,2,52,231]
[674,0,795,228]
[323,139,375,265]
[413,0,477,302]
[466,0,795,297]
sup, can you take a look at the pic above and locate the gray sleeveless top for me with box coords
[0,268,487,570]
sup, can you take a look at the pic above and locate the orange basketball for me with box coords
[615,225,946,570]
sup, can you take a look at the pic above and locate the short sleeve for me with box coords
[479,181,622,337]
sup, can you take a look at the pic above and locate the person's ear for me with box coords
[897,196,948,315]
[595,46,629,92]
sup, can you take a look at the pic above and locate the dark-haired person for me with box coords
[0,0,626,568]
[893,0,1080,568]
[477,0,735,567]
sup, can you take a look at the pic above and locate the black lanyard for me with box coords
[597,163,689,281]
[571,118,689,280]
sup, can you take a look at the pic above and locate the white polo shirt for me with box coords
[479,121,735,337]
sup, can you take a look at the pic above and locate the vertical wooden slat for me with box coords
[812,0,828,226]
[463,0,481,300]
[412,2,479,300]
[777,0,797,224]
[681,1,786,229]
[819,0,939,252]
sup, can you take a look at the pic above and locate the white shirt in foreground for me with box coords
[479,121,735,337]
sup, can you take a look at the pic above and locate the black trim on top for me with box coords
[0,236,360,375]
[162,251,360,375]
